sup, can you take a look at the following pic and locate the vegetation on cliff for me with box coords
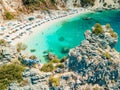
[92,23,104,35]
[3,12,14,20]
[41,62,54,72]
[81,0,95,7]
[49,76,60,87]
[0,63,25,90]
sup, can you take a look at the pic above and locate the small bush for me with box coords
[29,55,37,60]
[92,23,104,35]
[50,59,60,63]
[109,30,118,38]
[50,0,55,4]
[41,63,54,72]
[105,23,111,29]
[49,76,60,87]
[103,52,111,59]
[30,49,36,52]
[4,12,14,20]
[0,39,7,46]
[56,64,65,68]
[93,86,99,90]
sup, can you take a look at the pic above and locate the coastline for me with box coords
[11,10,93,46]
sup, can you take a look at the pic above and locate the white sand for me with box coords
[11,10,92,46]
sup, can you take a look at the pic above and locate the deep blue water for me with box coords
[26,10,120,63]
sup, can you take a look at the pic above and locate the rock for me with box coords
[43,50,49,54]
[30,49,36,52]
[84,30,92,40]
[59,36,65,41]
[83,17,92,20]
[61,47,69,54]
[47,53,57,60]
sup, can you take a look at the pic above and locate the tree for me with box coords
[92,23,104,35]
[22,0,41,11]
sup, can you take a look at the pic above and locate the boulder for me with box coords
[59,36,65,41]
[61,47,69,54]
[47,53,57,60]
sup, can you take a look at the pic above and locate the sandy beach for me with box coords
[10,9,92,46]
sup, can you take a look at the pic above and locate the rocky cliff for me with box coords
[67,24,120,89]
[0,0,120,20]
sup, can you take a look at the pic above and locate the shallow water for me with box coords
[26,10,120,63]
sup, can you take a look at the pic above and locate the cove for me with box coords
[25,10,120,63]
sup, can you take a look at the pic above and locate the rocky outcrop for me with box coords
[67,24,120,89]
[0,41,18,66]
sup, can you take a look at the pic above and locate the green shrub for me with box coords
[50,0,55,4]
[49,76,60,87]
[81,0,95,7]
[50,59,60,63]
[92,23,104,35]
[0,64,25,90]
[22,0,42,10]
[56,64,65,68]
[0,39,7,46]
[60,56,67,63]
[4,12,14,20]
[103,52,111,59]
[41,63,54,72]
[105,23,111,29]
[109,30,118,38]
[22,0,40,5]
[93,86,99,90]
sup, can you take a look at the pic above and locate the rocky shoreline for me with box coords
[67,24,120,89]
[2,24,118,90]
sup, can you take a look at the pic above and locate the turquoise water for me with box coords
[26,10,120,63]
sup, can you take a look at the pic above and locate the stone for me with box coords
[59,36,65,41]
[61,47,69,54]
